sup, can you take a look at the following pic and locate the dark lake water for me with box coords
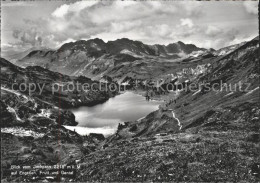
[64,91,162,136]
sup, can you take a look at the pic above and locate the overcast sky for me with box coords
[1,0,258,54]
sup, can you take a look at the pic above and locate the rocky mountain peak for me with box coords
[18,37,214,78]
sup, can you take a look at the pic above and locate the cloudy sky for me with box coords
[1,0,258,55]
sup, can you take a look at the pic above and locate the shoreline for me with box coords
[66,90,163,137]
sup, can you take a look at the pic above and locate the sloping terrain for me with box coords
[1,58,116,108]
[1,58,113,182]
[73,36,260,181]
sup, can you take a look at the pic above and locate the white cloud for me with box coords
[180,18,194,28]
[114,0,138,8]
[52,4,69,18]
[179,1,203,17]
[52,1,98,18]
[57,38,77,47]
[88,2,156,25]
[110,20,142,33]
[1,43,14,49]
[4,1,258,51]
[12,27,43,47]
[2,2,36,7]
[243,1,258,15]
[144,24,173,39]
[156,24,172,37]
[205,26,223,37]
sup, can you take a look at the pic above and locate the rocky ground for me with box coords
[1,86,106,182]
[78,129,259,182]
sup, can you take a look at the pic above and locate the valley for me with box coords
[1,36,259,182]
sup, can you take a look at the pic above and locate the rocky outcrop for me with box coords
[0,100,17,127]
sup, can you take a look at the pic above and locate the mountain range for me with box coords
[1,35,259,182]
[16,38,215,81]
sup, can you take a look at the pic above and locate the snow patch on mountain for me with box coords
[1,127,45,138]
